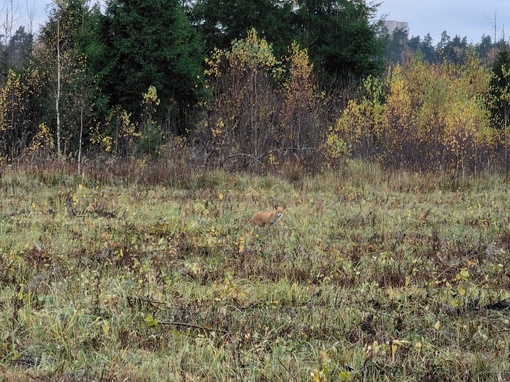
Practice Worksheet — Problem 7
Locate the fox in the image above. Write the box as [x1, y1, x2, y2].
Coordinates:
[249, 206, 285, 227]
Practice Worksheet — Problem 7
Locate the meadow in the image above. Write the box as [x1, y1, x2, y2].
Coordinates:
[0, 160, 509, 381]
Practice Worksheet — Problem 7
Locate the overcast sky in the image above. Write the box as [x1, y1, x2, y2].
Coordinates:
[3, 0, 509, 45]
[376, 0, 509, 44]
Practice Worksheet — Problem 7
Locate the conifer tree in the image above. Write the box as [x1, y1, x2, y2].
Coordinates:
[293, 0, 385, 83]
[488, 48, 510, 129]
[189, 0, 294, 57]
[102, 0, 204, 134]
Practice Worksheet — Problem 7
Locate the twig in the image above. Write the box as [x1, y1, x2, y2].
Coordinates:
[277, 357, 299, 382]
[157, 320, 229, 334]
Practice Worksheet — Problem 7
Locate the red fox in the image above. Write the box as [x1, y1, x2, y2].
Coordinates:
[249, 206, 285, 227]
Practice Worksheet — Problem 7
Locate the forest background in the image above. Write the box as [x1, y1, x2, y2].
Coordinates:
[2, 0, 510, 176]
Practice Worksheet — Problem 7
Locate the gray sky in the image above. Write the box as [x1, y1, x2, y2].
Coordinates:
[3, 0, 509, 45]
[376, 0, 510, 44]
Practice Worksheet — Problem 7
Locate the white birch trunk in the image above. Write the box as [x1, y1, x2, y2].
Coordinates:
[56, 16, 61, 156]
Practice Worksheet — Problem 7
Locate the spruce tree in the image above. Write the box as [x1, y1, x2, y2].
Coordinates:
[102, 0, 204, 134]
[189, 0, 294, 57]
[489, 48, 510, 129]
[293, 0, 385, 83]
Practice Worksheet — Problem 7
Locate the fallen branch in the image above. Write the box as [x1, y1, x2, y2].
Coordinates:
[257, 147, 316, 161]
[220, 147, 317, 168]
[220, 152, 263, 168]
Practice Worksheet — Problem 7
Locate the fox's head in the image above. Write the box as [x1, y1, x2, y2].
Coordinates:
[274, 206, 285, 216]
[272, 206, 285, 224]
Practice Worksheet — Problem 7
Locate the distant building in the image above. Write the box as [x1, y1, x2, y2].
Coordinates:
[383, 20, 409, 36]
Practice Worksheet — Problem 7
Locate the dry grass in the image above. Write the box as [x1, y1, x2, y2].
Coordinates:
[0, 159, 509, 381]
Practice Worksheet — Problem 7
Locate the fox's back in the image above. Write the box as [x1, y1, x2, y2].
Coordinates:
[249, 207, 284, 226]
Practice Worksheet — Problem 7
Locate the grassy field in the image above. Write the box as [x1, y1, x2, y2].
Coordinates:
[0, 160, 509, 381]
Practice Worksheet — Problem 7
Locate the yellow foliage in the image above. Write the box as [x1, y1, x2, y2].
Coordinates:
[0, 68, 43, 157]
[212, 117, 226, 138]
[91, 107, 140, 154]
[203, 28, 283, 157]
[327, 57, 494, 171]
[277, 42, 320, 148]
[0, 71, 24, 133]
[142, 85, 160, 107]
[29, 123, 55, 153]
[284, 42, 314, 95]
[205, 28, 279, 82]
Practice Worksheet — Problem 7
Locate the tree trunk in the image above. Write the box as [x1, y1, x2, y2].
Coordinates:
[56, 16, 61, 156]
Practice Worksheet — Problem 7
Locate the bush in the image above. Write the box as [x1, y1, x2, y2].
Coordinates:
[327, 55, 499, 173]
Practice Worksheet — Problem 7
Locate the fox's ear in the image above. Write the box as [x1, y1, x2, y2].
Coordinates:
[274, 205, 278, 210]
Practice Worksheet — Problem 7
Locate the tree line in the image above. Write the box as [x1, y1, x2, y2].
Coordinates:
[1, 0, 510, 174]
[384, 26, 509, 67]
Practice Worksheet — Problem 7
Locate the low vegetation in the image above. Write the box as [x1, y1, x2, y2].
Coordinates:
[0, 159, 509, 381]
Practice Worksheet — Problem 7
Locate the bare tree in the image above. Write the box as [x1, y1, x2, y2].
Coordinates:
[24, 0, 36, 36]
[1, 0, 20, 79]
